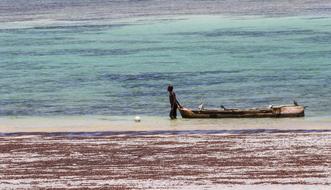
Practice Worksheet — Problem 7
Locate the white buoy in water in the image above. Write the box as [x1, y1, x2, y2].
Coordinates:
[134, 116, 141, 122]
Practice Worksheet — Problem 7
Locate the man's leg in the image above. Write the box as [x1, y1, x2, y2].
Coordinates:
[169, 109, 174, 119]
[170, 108, 176, 119]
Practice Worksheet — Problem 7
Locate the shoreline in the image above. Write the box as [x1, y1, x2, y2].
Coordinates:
[1, 129, 331, 138]
[0, 115, 331, 133]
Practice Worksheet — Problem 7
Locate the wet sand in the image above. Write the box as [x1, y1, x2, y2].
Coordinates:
[0, 132, 330, 189]
[1, 116, 331, 133]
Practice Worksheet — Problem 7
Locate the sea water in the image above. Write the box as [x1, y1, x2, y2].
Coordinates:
[0, 0, 331, 130]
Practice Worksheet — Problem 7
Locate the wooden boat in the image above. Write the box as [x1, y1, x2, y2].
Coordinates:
[178, 104, 305, 118]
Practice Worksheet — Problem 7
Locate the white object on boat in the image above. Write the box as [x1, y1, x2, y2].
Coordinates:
[134, 116, 141, 122]
[198, 103, 204, 110]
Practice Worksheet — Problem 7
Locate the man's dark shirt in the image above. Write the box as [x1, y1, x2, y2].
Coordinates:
[169, 92, 177, 108]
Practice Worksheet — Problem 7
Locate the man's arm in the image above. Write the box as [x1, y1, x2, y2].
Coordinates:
[174, 93, 182, 108]
[176, 100, 182, 108]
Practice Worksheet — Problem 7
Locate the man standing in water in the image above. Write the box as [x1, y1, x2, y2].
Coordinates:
[168, 85, 182, 119]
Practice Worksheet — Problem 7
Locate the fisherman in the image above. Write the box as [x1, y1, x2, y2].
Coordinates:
[167, 85, 182, 119]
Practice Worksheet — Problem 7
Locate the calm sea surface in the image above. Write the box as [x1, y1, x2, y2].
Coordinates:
[1, 0, 331, 118]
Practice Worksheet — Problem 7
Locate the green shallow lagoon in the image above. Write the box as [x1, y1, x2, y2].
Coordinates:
[0, 15, 331, 117]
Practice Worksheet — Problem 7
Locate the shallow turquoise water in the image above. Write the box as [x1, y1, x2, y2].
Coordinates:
[0, 15, 331, 117]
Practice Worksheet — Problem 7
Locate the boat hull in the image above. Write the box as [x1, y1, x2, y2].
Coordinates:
[179, 105, 305, 119]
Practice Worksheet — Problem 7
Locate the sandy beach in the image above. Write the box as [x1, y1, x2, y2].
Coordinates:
[0, 131, 330, 189]
[1, 0, 331, 189]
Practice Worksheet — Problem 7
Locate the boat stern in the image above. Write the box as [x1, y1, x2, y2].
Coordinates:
[273, 105, 305, 117]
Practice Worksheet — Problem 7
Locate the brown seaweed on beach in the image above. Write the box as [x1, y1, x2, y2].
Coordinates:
[0, 133, 330, 189]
